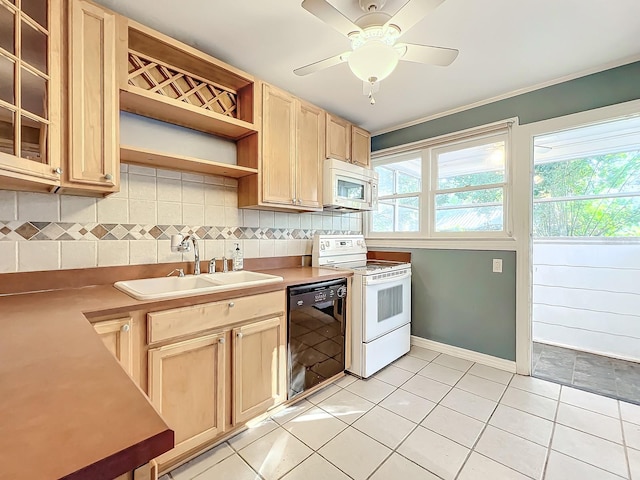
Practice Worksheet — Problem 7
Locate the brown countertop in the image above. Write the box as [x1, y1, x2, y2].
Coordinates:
[0, 266, 351, 480]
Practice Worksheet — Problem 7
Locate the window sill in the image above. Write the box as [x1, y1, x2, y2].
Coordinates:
[365, 237, 519, 251]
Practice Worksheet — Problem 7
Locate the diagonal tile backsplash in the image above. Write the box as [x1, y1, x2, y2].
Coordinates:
[0, 165, 362, 273]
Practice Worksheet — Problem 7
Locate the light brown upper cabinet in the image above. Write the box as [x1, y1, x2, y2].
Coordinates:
[351, 125, 371, 168]
[64, 0, 125, 194]
[0, 0, 63, 192]
[239, 83, 323, 211]
[326, 113, 371, 168]
[326, 113, 350, 162]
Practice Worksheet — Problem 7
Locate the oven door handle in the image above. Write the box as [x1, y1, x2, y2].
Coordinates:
[364, 270, 411, 286]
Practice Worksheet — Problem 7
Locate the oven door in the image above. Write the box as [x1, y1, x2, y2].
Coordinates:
[362, 269, 411, 343]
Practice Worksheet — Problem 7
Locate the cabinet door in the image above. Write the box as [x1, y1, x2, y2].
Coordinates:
[67, 0, 120, 191]
[148, 333, 226, 466]
[93, 317, 133, 376]
[262, 83, 295, 206]
[233, 316, 286, 424]
[0, 0, 62, 188]
[351, 126, 371, 168]
[326, 113, 350, 162]
[295, 101, 324, 210]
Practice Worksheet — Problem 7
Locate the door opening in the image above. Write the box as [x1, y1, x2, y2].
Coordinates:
[531, 115, 640, 403]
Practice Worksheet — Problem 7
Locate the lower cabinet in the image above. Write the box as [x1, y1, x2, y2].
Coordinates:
[148, 332, 226, 466]
[93, 316, 133, 376]
[144, 291, 287, 473]
[233, 316, 286, 424]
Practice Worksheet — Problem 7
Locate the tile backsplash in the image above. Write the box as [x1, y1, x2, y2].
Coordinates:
[0, 164, 362, 273]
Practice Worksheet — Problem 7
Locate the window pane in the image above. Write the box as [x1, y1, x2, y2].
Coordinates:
[375, 157, 421, 197]
[436, 187, 503, 207]
[397, 205, 419, 232]
[397, 171, 420, 194]
[0, 53, 14, 104]
[533, 197, 640, 237]
[0, 4, 14, 55]
[0, 106, 15, 156]
[437, 141, 505, 189]
[377, 166, 394, 197]
[21, 67, 47, 118]
[534, 151, 640, 199]
[372, 201, 394, 232]
[22, 0, 48, 29]
[436, 205, 503, 232]
[21, 20, 48, 74]
[20, 114, 46, 161]
[398, 196, 419, 208]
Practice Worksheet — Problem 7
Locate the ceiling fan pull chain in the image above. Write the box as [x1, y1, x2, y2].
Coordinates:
[368, 80, 376, 105]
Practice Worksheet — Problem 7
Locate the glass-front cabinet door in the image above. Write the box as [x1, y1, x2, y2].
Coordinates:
[0, 0, 62, 188]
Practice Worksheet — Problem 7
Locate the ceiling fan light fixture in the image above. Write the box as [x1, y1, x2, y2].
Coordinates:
[347, 39, 399, 83]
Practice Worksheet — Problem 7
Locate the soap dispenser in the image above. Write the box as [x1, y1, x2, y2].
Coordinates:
[232, 243, 243, 271]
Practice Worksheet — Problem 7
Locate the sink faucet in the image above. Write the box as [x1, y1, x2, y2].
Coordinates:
[171, 234, 200, 275]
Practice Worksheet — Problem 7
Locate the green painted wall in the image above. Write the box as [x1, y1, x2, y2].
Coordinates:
[371, 61, 640, 361]
[379, 249, 516, 361]
[372, 61, 640, 151]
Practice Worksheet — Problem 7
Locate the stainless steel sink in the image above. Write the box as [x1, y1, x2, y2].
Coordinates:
[114, 271, 283, 300]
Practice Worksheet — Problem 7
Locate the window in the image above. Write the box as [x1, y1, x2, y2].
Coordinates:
[533, 116, 640, 238]
[368, 122, 512, 238]
[432, 134, 507, 233]
[372, 154, 422, 233]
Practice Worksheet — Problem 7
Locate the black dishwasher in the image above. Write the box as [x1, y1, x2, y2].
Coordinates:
[288, 278, 347, 399]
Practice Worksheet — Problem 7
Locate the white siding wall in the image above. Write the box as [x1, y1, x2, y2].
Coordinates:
[533, 242, 640, 361]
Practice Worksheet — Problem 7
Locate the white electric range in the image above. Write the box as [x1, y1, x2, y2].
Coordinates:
[312, 234, 412, 378]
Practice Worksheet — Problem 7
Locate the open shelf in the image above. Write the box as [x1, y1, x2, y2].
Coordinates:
[120, 146, 258, 178]
[120, 20, 259, 141]
[120, 87, 258, 140]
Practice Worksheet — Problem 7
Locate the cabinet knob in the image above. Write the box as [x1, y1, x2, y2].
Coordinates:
[121, 324, 130, 333]
[219, 337, 225, 344]
[292, 198, 297, 205]
[104, 173, 113, 181]
[53, 167, 62, 175]
[228, 302, 235, 308]
[237, 332, 244, 338]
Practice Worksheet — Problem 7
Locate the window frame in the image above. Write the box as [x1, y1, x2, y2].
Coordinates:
[370, 150, 425, 237]
[366, 120, 515, 240]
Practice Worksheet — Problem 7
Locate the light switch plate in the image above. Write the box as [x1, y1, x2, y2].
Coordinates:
[492, 258, 503, 273]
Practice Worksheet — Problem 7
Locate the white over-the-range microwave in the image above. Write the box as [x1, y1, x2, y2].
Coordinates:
[323, 158, 378, 212]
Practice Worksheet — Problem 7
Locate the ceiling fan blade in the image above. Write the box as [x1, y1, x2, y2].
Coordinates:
[301, 0, 362, 37]
[294, 52, 349, 76]
[397, 43, 459, 66]
[385, 0, 445, 36]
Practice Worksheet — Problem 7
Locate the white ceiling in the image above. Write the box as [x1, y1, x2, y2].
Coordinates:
[96, 0, 640, 133]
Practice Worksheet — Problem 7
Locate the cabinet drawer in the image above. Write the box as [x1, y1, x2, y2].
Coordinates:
[148, 291, 285, 343]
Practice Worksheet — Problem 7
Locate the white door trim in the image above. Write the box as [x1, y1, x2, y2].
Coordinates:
[512, 98, 640, 375]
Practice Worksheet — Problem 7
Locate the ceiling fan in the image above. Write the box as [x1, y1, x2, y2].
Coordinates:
[294, 0, 459, 104]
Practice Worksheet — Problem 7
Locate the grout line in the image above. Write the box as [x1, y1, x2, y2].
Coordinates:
[620, 401, 633, 480]
[173, 350, 633, 480]
[452, 371, 516, 480]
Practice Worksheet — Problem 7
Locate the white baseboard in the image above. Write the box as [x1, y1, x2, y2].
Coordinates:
[411, 336, 517, 373]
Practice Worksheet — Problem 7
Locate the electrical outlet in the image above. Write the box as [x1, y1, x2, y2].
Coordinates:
[492, 258, 503, 273]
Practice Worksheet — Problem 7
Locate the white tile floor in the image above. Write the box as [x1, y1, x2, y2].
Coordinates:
[162, 346, 640, 480]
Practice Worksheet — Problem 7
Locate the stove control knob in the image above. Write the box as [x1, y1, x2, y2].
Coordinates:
[320, 243, 325, 250]
[337, 286, 347, 298]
